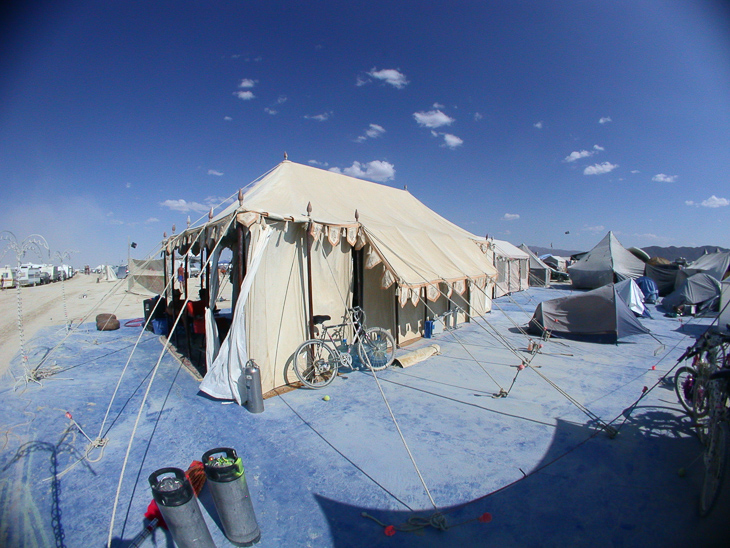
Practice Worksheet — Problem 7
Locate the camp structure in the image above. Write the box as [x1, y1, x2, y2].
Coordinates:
[97, 264, 118, 282]
[519, 244, 551, 287]
[490, 239, 529, 297]
[127, 257, 165, 295]
[527, 283, 650, 343]
[167, 160, 498, 402]
[674, 250, 730, 288]
[661, 272, 722, 315]
[568, 231, 645, 290]
[644, 260, 681, 296]
[720, 280, 730, 333]
[614, 278, 650, 317]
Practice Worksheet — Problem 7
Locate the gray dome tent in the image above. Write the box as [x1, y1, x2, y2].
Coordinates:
[661, 272, 722, 314]
[568, 231, 645, 289]
[528, 283, 650, 343]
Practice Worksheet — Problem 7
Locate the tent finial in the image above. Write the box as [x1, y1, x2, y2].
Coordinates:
[238, 188, 244, 206]
[355, 209, 359, 222]
[209, 207, 214, 221]
[404, 184, 408, 191]
[187, 216, 191, 228]
[306, 201, 312, 216]
[172, 224, 176, 234]
[284, 151, 288, 160]
[163, 231, 167, 239]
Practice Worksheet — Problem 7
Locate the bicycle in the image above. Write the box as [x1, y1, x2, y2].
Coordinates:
[699, 367, 730, 516]
[292, 307, 396, 389]
[674, 331, 729, 440]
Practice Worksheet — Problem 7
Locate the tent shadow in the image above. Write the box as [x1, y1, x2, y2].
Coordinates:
[313, 411, 730, 547]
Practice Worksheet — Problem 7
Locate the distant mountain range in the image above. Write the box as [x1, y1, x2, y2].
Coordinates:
[528, 245, 729, 263]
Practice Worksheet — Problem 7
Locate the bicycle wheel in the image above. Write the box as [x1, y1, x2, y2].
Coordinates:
[357, 327, 396, 371]
[292, 340, 338, 389]
[674, 366, 697, 414]
[700, 421, 729, 517]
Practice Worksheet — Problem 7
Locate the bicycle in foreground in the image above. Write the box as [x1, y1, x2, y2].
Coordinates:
[292, 307, 396, 389]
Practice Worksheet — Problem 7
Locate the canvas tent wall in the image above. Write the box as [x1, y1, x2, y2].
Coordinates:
[98, 264, 118, 282]
[519, 244, 550, 287]
[170, 160, 497, 402]
[128, 257, 165, 295]
[491, 239, 529, 297]
[661, 272, 722, 314]
[527, 283, 650, 343]
[644, 262, 681, 296]
[568, 231, 645, 289]
[720, 280, 730, 334]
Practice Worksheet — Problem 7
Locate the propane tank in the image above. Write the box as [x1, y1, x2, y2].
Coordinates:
[148, 467, 215, 548]
[243, 360, 264, 414]
[202, 447, 261, 546]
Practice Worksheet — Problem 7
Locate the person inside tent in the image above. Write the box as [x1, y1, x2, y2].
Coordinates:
[186, 287, 209, 336]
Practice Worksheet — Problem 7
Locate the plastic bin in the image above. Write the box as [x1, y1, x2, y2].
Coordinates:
[152, 317, 169, 335]
[424, 320, 434, 338]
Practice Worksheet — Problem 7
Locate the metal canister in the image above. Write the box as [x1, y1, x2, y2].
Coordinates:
[202, 447, 261, 546]
[148, 467, 215, 548]
[243, 360, 264, 414]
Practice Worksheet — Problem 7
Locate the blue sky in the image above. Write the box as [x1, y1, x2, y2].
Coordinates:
[1, 1, 729, 267]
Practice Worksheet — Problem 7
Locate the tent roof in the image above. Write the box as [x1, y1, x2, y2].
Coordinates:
[175, 160, 497, 288]
[492, 239, 529, 260]
[568, 231, 645, 288]
[685, 251, 730, 280]
[519, 244, 551, 270]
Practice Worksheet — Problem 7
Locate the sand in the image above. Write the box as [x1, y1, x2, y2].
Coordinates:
[0, 274, 149, 378]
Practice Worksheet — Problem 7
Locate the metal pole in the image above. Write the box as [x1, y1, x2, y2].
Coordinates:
[394, 286, 400, 347]
[306, 222, 315, 341]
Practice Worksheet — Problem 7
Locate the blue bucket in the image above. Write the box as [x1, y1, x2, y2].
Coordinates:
[424, 320, 434, 338]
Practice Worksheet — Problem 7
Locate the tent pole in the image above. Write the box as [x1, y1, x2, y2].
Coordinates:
[422, 286, 427, 333]
[306, 204, 315, 341]
[162, 232, 168, 300]
[394, 287, 400, 347]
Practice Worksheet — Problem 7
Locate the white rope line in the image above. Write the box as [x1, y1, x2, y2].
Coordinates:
[106, 217, 234, 548]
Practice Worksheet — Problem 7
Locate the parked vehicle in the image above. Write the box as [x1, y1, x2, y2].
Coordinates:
[17, 265, 42, 286]
[0, 266, 15, 289]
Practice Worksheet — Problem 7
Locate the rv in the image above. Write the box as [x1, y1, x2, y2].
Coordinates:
[40, 264, 61, 283]
[17, 265, 42, 286]
[0, 266, 15, 289]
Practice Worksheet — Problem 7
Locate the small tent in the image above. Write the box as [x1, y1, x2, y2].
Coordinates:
[519, 244, 550, 287]
[98, 265, 118, 282]
[615, 278, 650, 317]
[568, 231, 645, 289]
[635, 276, 659, 304]
[491, 239, 529, 297]
[527, 283, 650, 343]
[661, 272, 722, 314]
[169, 160, 498, 401]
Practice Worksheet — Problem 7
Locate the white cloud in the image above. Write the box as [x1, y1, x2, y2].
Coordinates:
[109, 219, 124, 225]
[355, 124, 385, 142]
[308, 159, 329, 167]
[533, 121, 543, 129]
[413, 109, 454, 128]
[565, 150, 593, 162]
[264, 108, 278, 115]
[125, 182, 132, 189]
[367, 68, 409, 89]
[593, 144, 604, 151]
[305, 112, 332, 122]
[234, 91, 255, 100]
[502, 213, 520, 221]
[433, 102, 445, 109]
[474, 112, 483, 121]
[442, 134, 463, 149]
[355, 75, 369, 87]
[276, 95, 288, 104]
[160, 199, 211, 213]
[584, 162, 618, 175]
[599, 116, 612, 124]
[652, 173, 678, 183]
[145, 217, 159, 224]
[631, 170, 640, 174]
[585, 225, 605, 232]
[239, 78, 256, 88]
[208, 169, 224, 176]
[687, 195, 730, 208]
[224, 116, 233, 121]
[330, 160, 395, 183]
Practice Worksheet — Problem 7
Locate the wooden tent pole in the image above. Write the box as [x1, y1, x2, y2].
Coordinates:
[394, 287, 400, 347]
[306, 203, 315, 341]
[162, 232, 168, 299]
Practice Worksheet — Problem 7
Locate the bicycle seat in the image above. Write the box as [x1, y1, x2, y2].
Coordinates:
[312, 315, 331, 325]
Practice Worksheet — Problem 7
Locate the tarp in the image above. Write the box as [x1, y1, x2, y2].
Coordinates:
[568, 231, 645, 289]
[127, 257, 164, 295]
[492, 239, 529, 297]
[615, 278, 650, 317]
[635, 276, 659, 304]
[519, 244, 550, 287]
[644, 262, 681, 296]
[661, 272, 722, 313]
[173, 160, 498, 396]
[527, 284, 650, 343]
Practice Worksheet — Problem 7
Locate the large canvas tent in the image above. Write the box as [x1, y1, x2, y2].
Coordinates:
[169, 160, 497, 401]
[527, 283, 650, 343]
[644, 262, 681, 296]
[519, 244, 551, 287]
[568, 231, 645, 289]
[491, 239, 529, 297]
[675, 250, 730, 287]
